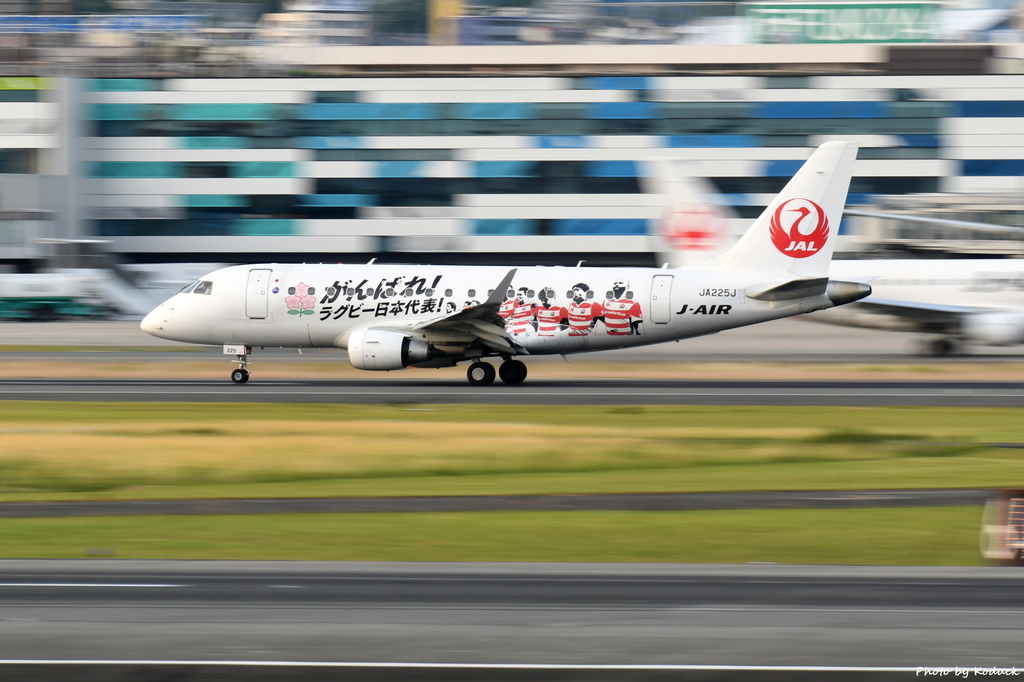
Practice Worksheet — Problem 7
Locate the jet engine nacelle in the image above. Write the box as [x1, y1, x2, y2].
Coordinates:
[961, 312, 1024, 347]
[347, 327, 432, 371]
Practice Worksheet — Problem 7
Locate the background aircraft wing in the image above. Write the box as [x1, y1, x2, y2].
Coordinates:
[854, 297, 984, 332]
[843, 209, 1024, 238]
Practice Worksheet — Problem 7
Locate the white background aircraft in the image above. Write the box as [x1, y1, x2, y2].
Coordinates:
[816, 258, 1024, 355]
[141, 142, 869, 384]
[648, 158, 1024, 356]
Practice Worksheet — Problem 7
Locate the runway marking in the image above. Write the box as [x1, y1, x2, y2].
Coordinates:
[0, 583, 183, 588]
[0, 660, 919, 672]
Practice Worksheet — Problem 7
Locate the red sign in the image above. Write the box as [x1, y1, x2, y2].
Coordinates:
[661, 204, 727, 251]
[768, 198, 829, 258]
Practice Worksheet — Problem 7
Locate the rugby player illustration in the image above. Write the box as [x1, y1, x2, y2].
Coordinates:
[532, 287, 568, 337]
[497, 292, 516, 322]
[599, 279, 643, 336]
[566, 282, 603, 336]
[507, 287, 538, 336]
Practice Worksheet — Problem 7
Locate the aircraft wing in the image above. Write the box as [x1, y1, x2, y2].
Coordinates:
[408, 268, 528, 355]
[843, 209, 1024, 238]
[853, 297, 984, 332]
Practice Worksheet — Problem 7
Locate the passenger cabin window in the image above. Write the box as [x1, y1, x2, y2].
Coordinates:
[193, 280, 213, 295]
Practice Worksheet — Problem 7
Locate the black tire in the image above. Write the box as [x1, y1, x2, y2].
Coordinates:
[925, 337, 957, 356]
[466, 361, 495, 386]
[231, 368, 250, 384]
[498, 359, 528, 385]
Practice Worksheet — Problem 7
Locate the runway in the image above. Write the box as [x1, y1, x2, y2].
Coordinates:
[2, 376, 1022, 407]
[1, 561, 1022, 681]
[4, 317, 1024, 359]
[0, 488, 993, 517]
[3, 318, 1022, 406]
[3, 321, 1022, 681]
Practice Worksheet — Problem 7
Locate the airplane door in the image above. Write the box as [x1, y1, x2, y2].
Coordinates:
[245, 268, 272, 319]
[650, 274, 673, 324]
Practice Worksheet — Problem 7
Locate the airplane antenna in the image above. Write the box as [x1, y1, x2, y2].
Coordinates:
[367, 257, 377, 265]
[576, 260, 585, 267]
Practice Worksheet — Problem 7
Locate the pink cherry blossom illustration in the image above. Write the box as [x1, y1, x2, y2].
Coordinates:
[285, 282, 316, 315]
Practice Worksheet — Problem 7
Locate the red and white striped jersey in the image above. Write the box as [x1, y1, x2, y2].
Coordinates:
[509, 301, 537, 335]
[567, 300, 602, 336]
[534, 305, 567, 336]
[498, 298, 515, 319]
[603, 297, 642, 335]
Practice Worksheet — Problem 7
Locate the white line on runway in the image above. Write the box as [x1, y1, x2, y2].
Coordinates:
[0, 660, 922, 672]
[8, 389, 1024, 397]
[0, 583, 183, 588]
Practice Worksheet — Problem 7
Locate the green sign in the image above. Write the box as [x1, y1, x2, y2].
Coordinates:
[0, 77, 48, 90]
[744, 2, 940, 43]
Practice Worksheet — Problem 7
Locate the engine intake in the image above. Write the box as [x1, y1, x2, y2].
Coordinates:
[347, 328, 432, 371]
[961, 312, 1024, 347]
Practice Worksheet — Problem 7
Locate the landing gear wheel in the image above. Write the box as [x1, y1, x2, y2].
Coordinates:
[230, 349, 251, 384]
[498, 359, 528, 385]
[466, 361, 496, 386]
[923, 337, 958, 356]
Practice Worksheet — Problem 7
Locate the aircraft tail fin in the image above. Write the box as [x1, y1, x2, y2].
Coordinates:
[696, 141, 858, 279]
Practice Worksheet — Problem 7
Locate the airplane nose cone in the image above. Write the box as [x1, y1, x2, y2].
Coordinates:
[140, 307, 168, 338]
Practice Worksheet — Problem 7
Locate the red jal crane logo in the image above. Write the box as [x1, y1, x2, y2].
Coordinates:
[768, 198, 829, 258]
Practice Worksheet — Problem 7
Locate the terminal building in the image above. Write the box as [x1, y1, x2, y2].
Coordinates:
[3, 12, 1024, 271]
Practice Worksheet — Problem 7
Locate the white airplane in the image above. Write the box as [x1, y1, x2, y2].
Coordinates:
[814, 259, 1024, 355]
[140, 141, 870, 384]
[647, 158, 1024, 356]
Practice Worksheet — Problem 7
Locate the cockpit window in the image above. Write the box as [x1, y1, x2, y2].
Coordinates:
[180, 281, 199, 294]
[193, 280, 213, 295]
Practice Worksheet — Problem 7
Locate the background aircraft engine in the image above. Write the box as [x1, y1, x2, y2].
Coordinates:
[347, 328, 432, 371]
[961, 312, 1024, 346]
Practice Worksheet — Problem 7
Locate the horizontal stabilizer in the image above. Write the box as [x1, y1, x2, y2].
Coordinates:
[748, 278, 871, 305]
[747, 277, 829, 301]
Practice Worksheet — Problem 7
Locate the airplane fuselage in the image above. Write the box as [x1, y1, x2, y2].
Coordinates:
[141, 142, 867, 383]
[831, 259, 1024, 310]
[806, 258, 1024, 352]
[143, 263, 831, 358]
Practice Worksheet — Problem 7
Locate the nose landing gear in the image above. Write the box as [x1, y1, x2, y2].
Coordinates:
[225, 345, 251, 384]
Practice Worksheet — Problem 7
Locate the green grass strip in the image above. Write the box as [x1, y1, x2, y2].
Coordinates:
[0, 508, 985, 565]
[0, 402, 1006, 565]
[1, 402, 1022, 501]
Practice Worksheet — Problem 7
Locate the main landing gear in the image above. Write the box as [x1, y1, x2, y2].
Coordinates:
[920, 336, 959, 357]
[466, 359, 528, 386]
